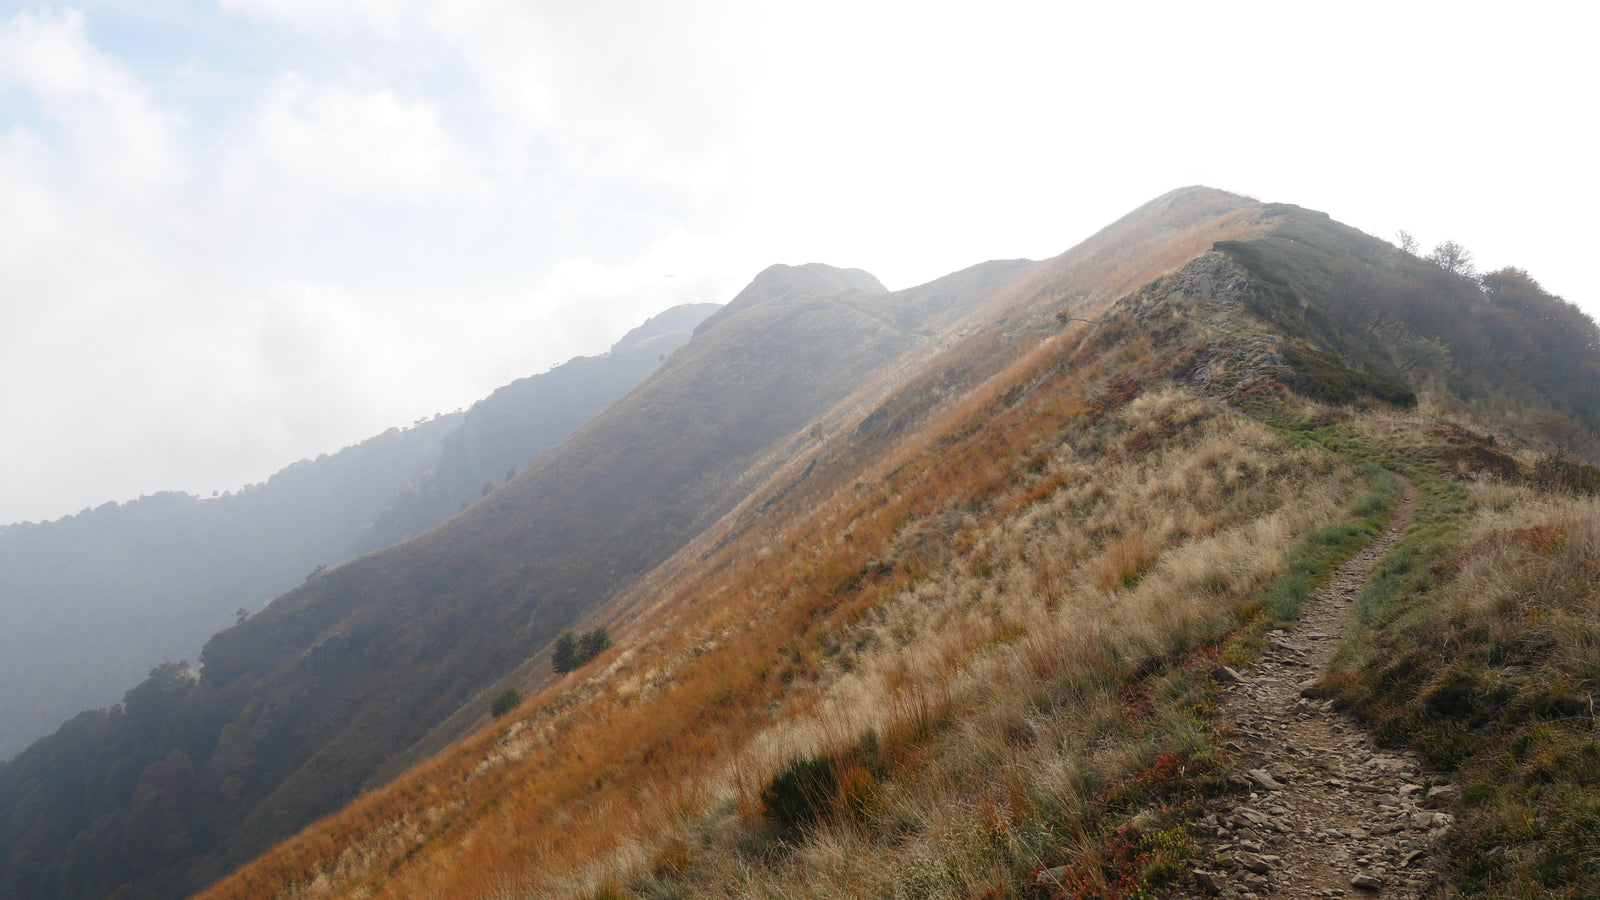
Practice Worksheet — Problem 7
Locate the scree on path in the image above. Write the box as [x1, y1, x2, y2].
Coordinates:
[1181, 478, 1452, 900]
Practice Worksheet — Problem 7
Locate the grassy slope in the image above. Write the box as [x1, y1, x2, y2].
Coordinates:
[198, 193, 1600, 900]
[196, 188, 1296, 900]
[1315, 417, 1600, 899]
[1204, 203, 1600, 898]
[0, 263, 1026, 900]
[188, 261, 1011, 874]
[213, 362, 1366, 900]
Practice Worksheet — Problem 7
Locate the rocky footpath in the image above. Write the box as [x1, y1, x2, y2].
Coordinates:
[1181, 478, 1450, 899]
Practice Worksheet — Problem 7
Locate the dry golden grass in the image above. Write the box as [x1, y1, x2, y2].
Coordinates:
[210, 361, 1356, 900]
[256, 384, 1357, 900]
[601, 390, 1358, 899]
[198, 189, 1344, 900]
[1313, 436, 1600, 899]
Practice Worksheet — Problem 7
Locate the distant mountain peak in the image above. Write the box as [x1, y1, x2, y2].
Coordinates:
[611, 302, 722, 355]
[1103, 185, 1257, 233]
[749, 261, 884, 290]
[1148, 184, 1250, 204]
[695, 263, 886, 337]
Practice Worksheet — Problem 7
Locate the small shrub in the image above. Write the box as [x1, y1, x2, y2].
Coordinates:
[1282, 346, 1416, 408]
[759, 734, 887, 840]
[1534, 456, 1600, 494]
[760, 753, 836, 838]
[553, 626, 613, 674]
[490, 687, 523, 718]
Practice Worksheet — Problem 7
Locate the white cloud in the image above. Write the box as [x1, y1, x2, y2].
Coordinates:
[0, 8, 186, 196]
[214, 1, 752, 196]
[0, 0, 1596, 525]
[216, 0, 429, 35]
[524, 228, 753, 354]
[223, 73, 487, 205]
[0, 9, 202, 521]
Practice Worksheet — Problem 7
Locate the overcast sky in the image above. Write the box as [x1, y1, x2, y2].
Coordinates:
[1, 1, 1594, 525]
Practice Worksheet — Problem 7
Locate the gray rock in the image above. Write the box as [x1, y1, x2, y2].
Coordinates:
[1368, 756, 1413, 774]
[1214, 665, 1249, 684]
[1035, 865, 1069, 888]
[1350, 872, 1384, 891]
[1236, 851, 1272, 874]
[1192, 869, 1226, 894]
[1424, 785, 1460, 808]
[1248, 769, 1286, 790]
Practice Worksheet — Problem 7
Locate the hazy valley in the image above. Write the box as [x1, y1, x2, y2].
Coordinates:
[0, 303, 716, 763]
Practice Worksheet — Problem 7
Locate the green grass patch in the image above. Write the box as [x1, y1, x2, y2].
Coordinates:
[1254, 462, 1399, 628]
[1313, 427, 1600, 899]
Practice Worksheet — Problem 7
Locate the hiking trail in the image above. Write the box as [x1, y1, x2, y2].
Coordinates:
[1181, 477, 1446, 899]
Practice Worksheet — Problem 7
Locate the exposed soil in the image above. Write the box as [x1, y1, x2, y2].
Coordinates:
[1180, 478, 1448, 899]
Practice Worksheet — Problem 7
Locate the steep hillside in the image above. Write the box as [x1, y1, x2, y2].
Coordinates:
[0, 252, 1052, 900]
[7, 187, 1594, 900]
[189, 189, 1597, 900]
[0, 416, 461, 763]
[354, 303, 720, 551]
[1206, 205, 1600, 452]
[192, 258, 1021, 875]
[0, 303, 717, 765]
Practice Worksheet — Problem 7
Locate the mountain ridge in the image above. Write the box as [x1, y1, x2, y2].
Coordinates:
[193, 188, 1596, 900]
[5, 187, 1597, 900]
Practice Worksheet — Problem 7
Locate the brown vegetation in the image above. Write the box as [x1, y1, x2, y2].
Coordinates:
[203, 345, 1367, 900]
[171, 188, 1600, 900]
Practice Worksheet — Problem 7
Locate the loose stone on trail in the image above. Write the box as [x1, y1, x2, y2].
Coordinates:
[1180, 479, 1442, 900]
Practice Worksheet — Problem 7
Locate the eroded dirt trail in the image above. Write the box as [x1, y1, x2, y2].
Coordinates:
[1181, 478, 1450, 899]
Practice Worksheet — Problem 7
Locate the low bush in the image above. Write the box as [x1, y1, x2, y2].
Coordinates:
[490, 687, 523, 718]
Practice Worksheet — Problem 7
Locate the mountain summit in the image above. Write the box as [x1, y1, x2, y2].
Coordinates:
[693, 262, 886, 335]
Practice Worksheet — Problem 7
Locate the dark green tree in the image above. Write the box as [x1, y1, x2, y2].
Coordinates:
[551, 627, 611, 674]
[551, 631, 578, 674]
[577, 627, 611, 662]
[490, 687, 523, 718]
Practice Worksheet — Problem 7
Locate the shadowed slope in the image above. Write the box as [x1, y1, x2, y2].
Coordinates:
[0, 415, 462, 763]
